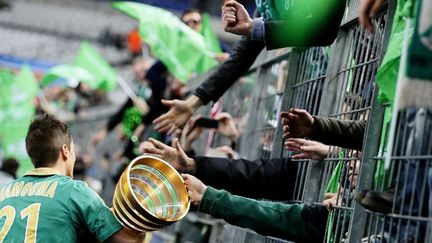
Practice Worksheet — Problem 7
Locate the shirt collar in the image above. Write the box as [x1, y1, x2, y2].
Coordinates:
[24, 167, 63, 177]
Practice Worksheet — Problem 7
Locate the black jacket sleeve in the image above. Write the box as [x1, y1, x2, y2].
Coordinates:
[311, 116, 367, 151]
[194, 156, 297, 201]
[106, 98, 133, 132]
[193, 36, 265, 105]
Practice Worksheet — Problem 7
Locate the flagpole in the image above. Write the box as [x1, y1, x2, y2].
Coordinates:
[116, 76, 138, 100]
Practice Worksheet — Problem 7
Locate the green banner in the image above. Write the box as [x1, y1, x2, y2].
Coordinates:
[74, 42, 118, 91]
[16, 65, 39, 98]
[195, 13, 221, 74]
[376, 0, 415, 104]
[42, 64, 99, 89]
[0, 69, 14, 111]
[0, 67, 38, 176]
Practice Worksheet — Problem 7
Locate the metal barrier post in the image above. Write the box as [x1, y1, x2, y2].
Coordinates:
[348, 91, 385, 241]
[271, 51, 300, 159]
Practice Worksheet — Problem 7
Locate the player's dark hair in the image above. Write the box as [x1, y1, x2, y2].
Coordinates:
[26, 113, 72, 167]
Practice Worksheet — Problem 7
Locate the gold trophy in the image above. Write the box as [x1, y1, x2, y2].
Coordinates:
[113, 155, 190, 232]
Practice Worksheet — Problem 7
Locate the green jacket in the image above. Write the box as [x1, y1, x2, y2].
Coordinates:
[199, 187, 328, 243]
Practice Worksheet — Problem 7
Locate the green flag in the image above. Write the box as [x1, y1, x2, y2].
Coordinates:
[195, 13, 220, 74]
[41, 64, 99, 89]
[201, 13, 222, 53]
[113, 1, 214, 83]
[16, 65, 39, 99]
[0, 69, 35, 121]
[1, 120, 34, 176]
[0, 69, 15, 123]
[0, 69, 14, 110]
[74, 42, 118, 91]
[0, 68, 37, 176]
[376, 0, 415, 104]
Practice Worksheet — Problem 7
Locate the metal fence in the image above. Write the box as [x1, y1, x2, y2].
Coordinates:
[317, 8, 389, 243]
[352, 106, 432, 243]
[281, 47, 331, 203]
[179, 0, 432, 242]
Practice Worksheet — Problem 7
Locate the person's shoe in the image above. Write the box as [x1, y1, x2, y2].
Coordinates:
[355, 190, 394, 214]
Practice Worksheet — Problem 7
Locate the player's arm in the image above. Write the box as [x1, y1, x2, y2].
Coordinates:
[105, 228, 146, 243]
[70, 182, 145, 243]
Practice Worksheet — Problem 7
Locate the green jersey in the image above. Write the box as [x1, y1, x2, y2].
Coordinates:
[0, 168, 122, 243]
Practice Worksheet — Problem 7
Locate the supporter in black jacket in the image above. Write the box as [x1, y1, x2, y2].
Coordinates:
[195, 156, 298, 201]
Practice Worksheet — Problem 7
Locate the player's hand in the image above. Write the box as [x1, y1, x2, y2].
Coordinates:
[280, 108, 315, 139]
[182, 174, 207, 205]
[359, 0, 384, 33]
[222, 1, 253, 36]
[285, 138, 329, 160]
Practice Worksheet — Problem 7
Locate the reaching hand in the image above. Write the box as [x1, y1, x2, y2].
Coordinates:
[222, 1, 253, 36]
[280, 108, 315, 139]
[140, 138, 196, 173]
[181, 116, 203, 152]
[91, 129, 108, 146]
[215, 112, 239, 142]
[215, 145, 238, 159]
[285, 138, 329, 160]
[139, 140, 157, 154]
[182, 174, 207, 205]
[215, 53, 230, 63]
[359, 0, 384, 33]
[153, 95, 202, 134]
[323, 193, 339, 212]
[132, 97, 149, 115]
